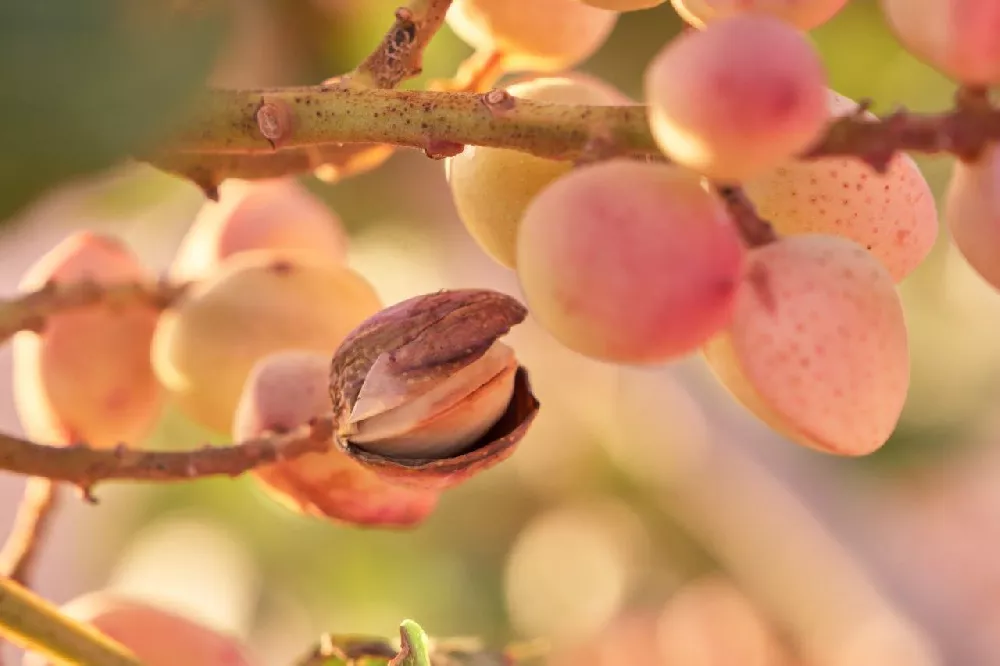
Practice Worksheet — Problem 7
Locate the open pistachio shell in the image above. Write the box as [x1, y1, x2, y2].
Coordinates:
[330, 289, 540, 491]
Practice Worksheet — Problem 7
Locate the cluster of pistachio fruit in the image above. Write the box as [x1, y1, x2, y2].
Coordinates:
[12, 179, 538, 528]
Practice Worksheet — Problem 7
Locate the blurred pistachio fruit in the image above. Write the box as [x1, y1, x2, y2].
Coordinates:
[152, 249, 382, 433]
[13, 231, 163, 448]
[234, 350, 438, 527]
[169, 178, 349, 283]
[330, 289, 540, 491]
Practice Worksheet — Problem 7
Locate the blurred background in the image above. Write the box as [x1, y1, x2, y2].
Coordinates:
[3, 1, 1000, 664]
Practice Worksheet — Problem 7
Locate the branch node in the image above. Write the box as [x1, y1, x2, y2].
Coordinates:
[854, 98, 875, 117]
[480, 89, 515, 117]
[576, 123, 619, 165]
[424, 138, 465, 160]
[256, 98, 296, 149]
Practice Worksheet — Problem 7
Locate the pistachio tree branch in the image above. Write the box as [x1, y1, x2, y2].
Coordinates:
[347, 0, 455, 89]
[0, 479, 58, 587]
[0, 280, 186, 343]
[0, 419, 334, 496]
[0, 279, 188, 594]
[0, 275, 332, 488]
[149, 85, 1000, 189]
[159, 88, 654, 158]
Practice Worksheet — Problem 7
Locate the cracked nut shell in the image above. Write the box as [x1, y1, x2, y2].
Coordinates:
[329, 289, 539, 491]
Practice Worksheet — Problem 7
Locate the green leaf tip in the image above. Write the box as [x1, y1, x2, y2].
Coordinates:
[391, 620, 431, 666]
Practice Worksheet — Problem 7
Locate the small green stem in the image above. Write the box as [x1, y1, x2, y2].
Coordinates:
[391, 621, 431, 666]
[0, 576, 142, 666]
[294, 622, 514, 666]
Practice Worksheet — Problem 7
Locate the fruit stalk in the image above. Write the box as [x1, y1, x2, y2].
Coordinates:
[716, 185, 778, 247]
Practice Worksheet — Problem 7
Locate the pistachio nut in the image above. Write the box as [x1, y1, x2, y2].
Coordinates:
[330, 289, 539, 491]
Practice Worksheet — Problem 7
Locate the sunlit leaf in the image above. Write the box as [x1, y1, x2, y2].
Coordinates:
[0, 0, 228, 220]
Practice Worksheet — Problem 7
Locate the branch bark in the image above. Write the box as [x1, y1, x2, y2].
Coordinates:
[347, 0, 455, 89]
[164, 0, 457, 198]
[158, 87, 654, 158]
[149, 85, 1000, 188]
[0, 418, 334, 495]
[0, 280, 185, 343]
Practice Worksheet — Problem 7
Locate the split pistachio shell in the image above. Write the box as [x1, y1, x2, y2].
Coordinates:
[330, 289, 539, 491]
[348, 341, 518, 459]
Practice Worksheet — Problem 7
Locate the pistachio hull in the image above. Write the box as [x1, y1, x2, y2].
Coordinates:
[234, 351, 438, 527]
[252, 454, 439, 526]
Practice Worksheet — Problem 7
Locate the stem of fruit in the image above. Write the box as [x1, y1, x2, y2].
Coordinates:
[716, 186, 778, 247]
[0, 418, 335, 497]
[0, 576, 142, 666]
[150, 85, 1000, 189]
[0, 479, 58, 587]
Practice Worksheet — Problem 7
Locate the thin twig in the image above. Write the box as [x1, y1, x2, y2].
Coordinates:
[347, 0, 454, 89]
[0, 280, 186, 343]
[0, 479, 58, 587]
[0, 418, 334, 497]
